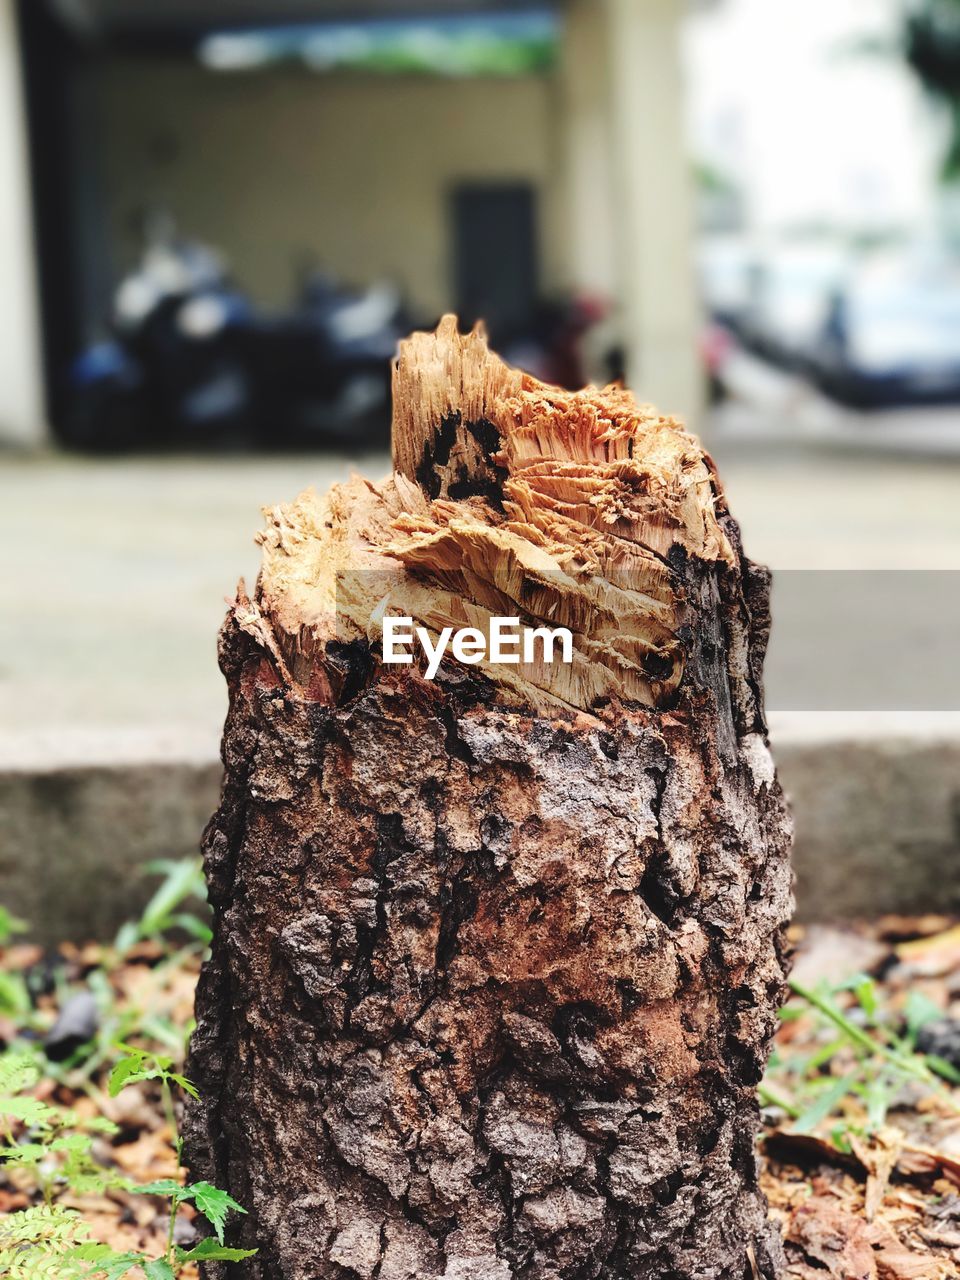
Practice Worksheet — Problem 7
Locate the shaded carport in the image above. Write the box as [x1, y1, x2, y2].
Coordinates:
[1, 0, 703, 446]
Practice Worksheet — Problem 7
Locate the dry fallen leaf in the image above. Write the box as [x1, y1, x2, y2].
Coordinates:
[791, 926, 889, 990]
[896, 926, 960, 977]
[787, 1196, 878, 1279]
[919, 1228, 960, 1249]
[865, 1218, 953, 1280]
[851, 1129, 904, 1221]
[899, 1143, 960, 1190]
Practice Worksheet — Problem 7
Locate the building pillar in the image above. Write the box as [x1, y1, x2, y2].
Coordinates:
[557, 0, 618, 303]
[560, 0, 703, 426]
[0, 0, 45, 447]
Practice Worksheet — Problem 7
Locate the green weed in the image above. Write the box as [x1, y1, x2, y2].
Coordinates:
[761, 972, 960, 1149]
[0, 866, 252, 1279]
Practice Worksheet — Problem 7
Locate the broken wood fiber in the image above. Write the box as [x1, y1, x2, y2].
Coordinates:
[185, 316, 794, 1279]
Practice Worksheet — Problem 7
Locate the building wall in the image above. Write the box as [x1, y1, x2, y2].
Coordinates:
[91, 58, 564, 317]
[0, 0, 44, 445]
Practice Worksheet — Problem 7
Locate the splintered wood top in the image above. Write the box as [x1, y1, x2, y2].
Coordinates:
[253, 316, 737, 714]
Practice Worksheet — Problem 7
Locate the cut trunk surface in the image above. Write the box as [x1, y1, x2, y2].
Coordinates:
[185, 317, 794, 1280]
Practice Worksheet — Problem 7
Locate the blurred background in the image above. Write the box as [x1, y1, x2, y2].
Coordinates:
[5, 0, 960, 454]
[2, 0, 960, 927]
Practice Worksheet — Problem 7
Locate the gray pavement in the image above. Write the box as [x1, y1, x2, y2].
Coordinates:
[2, 439, 960, 753]
[1, 450, 379, 747]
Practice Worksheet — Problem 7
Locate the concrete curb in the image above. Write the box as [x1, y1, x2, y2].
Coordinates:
[1, 758, 222, 946]
[776, 733, 960, 923]
[3, 719, 959, 944]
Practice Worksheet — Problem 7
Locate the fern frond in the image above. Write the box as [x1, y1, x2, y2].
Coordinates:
[0, 1207, 145, 1280]
[0, 1053, 41, 1098]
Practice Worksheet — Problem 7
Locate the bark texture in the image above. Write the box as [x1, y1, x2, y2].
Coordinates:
[185, 319, 794, 1280]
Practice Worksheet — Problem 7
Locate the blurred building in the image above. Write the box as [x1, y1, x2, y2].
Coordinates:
[0, 0, 706, 447]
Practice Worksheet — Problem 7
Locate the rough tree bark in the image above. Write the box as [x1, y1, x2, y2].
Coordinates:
[185, 317, 794, 1280]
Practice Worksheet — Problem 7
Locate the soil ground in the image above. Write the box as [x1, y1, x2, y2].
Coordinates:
[4, 913, 960, 1277]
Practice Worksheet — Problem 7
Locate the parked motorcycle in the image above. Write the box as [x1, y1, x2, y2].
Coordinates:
[65, 233, 407, 450]
[235, 271, 408, 446]
[497, 294, 609, 390]
[65, 236, 252, 449]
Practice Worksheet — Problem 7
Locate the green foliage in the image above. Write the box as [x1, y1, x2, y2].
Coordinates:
[176, 1238, 257, 1264]
[340, 31, 557, 76]
[0, 874, 256, 1279]
[132, 1176, 246, 1244]
[114, 858, 211, 955]
[0, 905, 28, 947]
[0, 969, 31, 1018]
[0, 1042, 255, 1277]
[0, 1206, 253, 1280]
[852, 0, 960, 182]
[0, 1202, 169, 1279]
[761, 972, 960, 1147]
[0, 1203, 96, 1279]
[108, 1043, 253, 1275]
[12, 859, 213, 1087]
[80, 972, 186, 1076]
[141, 1262, 175, 1280]
[0, 1051, 124, 1205]
[107, 1046, 198, 1101]
[0, 907, 31, 1018]
[65, 1242, 152, 1280]
[185, 1182, 247, 1244]
[0, 1052, 41, 1097]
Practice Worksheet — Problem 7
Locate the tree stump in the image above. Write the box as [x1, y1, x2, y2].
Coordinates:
[185, 318, 794, 1280]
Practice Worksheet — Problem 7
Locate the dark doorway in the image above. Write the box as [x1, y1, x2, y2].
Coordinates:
[16, 0, 83, 434]
[451, 182, 538, 341]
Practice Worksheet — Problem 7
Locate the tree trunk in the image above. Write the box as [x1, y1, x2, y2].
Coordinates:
[185, 318, 794, 1280]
